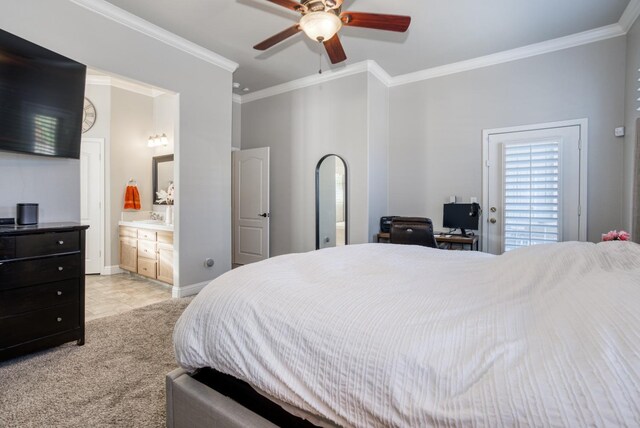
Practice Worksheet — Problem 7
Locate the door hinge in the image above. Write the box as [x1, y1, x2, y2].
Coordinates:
[578, 139, 582, 150]
[578, 205, 582, 216]
[99, 250, 102, 258]
[485, 160, 490, 167]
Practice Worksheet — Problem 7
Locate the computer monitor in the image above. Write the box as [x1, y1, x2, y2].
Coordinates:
[443, 203, 480, 236]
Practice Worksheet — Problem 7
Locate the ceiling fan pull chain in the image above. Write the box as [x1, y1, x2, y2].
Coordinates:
[318, 47, 323, 74]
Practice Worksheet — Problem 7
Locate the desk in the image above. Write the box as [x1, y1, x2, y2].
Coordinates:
[376, 232, 480, 251]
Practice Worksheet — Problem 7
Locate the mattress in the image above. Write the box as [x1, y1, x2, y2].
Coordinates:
[174, 242, 640, 427]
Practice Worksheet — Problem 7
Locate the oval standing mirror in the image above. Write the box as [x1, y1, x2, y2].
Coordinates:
[316, 154, 348, 250]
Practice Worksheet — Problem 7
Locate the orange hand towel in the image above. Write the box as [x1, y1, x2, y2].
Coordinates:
[124, 185, 141, 210]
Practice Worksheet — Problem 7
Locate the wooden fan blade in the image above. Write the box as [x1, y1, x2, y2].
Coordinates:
[265, 0, 304, 12]
[254, 25, 301, 50]
[340, 12, 411, 32]
[323, 34, 347, 64]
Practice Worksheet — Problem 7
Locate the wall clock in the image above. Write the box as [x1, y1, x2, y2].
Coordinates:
[82, 97, 97, 133]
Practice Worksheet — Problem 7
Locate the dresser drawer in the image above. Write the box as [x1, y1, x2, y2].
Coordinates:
[0, 303, 79, 349]
[137, 257, 157, 279]
[0, 280, 78, 317]
[15, 231, 79, 258]
[138, 229, 157, 241]
[138, 239, 157, 260]
[0, 254, 80, 290]
[0, 237, 15, 260]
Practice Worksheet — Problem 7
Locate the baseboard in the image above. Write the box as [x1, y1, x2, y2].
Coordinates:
[102, 265, 124, 275]
[171, 280, 210, 298]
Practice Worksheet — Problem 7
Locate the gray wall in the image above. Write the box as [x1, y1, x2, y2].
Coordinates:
[0, 152, 79, 222]
[624, 18, 640, 238]
[1, 0, 234, 290]
[232, 101, 242, 149]
[388, 36, 627, 242]
[241, 73, 370, 256]
[367, 75, 390, 242]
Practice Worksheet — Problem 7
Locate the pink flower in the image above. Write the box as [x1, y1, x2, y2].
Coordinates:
[602, 230, 631, 241]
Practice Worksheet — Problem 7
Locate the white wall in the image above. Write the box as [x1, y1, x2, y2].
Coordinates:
[388, 36, 627, 242]
[241, 73, 370, 256]
[624, 18, 640, 239]
[1, 0, 234, 291]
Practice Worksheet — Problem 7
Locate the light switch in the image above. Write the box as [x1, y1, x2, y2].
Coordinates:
[615, 127, 625, 137]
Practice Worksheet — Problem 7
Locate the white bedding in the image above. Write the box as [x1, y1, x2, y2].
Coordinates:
[174, 242, 640, 427]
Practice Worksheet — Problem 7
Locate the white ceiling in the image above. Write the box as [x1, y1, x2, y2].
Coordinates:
[102, 0, 630, 94]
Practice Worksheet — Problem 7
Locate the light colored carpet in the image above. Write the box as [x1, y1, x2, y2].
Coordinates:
[0, 297, 192, 428]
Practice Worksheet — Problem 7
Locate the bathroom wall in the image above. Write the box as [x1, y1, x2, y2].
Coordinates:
[108, 87, 155, 266]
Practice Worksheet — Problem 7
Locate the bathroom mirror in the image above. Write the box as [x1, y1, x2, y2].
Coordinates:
[152, 154, 174, 205]
[316, 154, 348, 250]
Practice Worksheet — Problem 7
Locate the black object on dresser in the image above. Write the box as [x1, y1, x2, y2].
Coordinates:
[0, 223, 89, 361]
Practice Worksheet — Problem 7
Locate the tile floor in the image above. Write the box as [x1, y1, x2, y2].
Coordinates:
[85, 273, 172, 321]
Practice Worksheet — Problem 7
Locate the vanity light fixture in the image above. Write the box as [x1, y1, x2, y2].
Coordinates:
[148, 133, 168, 147]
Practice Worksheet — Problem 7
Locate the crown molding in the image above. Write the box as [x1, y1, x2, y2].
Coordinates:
[620, 0, 640, 32]
[238, 22, 626, 102]
[239, 61, 372, 104]
[389, 23, 625, 87]
[367, 60, 392, 87]
[86, 73, 165, 97]
[70, 0, 238, 73]
[232, 94, 242, 104]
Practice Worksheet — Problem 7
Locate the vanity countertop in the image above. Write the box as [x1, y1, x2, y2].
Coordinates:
[118, 220, 174, 232]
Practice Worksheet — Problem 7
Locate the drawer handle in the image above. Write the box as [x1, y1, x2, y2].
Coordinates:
[57, 291, 62, 296]
[58, 266, 64, 271]
[57, 317, 62, 322]
[57, 240, 64, 245]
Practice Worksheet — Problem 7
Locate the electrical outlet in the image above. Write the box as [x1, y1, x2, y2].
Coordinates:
[614, 127, 625, 137]
[470, 197, 478, 203]
[449, 195, 456, 203]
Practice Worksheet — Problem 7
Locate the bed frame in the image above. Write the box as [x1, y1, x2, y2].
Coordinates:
[166, 368, 325, 428]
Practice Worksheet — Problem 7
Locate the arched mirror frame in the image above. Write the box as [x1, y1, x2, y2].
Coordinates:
[315, 154, 348, 250]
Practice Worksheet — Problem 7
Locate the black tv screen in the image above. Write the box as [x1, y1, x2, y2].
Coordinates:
[443, 203, 480, 232]
[0, 29, 86, 159]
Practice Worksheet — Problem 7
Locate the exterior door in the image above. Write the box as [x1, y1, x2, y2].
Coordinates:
[483, 123, 585, 254]
[80, 138, 104, 274]
[233, 148, 270, 265]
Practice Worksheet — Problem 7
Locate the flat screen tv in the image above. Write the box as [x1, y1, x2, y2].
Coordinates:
[443, 203, 481, 236]
[0, 28, 86, 159]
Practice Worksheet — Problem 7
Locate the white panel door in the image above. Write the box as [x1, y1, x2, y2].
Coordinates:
[233, 148, 270, 265]
[80, 138, 103, 274]
[484, 124, 584, 255]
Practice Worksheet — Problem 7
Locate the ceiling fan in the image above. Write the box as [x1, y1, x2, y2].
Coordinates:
[253, 0, 411, 65]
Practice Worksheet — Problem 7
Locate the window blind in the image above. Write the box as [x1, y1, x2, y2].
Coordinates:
[503, 141, 560, 252]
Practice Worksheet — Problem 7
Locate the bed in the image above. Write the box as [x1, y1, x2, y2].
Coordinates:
[168, 241, 640, 427]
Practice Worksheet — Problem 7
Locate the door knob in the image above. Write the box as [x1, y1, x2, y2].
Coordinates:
[489, 218, 497, 224]
[258, 213, 269, 218]
[490, 207, 497, 213]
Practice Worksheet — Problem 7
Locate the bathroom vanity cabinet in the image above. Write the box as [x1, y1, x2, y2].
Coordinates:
[118, 224, 173, 285]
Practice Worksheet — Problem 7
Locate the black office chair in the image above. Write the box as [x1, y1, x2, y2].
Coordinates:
[390, 217, 439, 248]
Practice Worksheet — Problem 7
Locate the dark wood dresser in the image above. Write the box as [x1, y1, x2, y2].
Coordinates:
[0, 223, 89, 361]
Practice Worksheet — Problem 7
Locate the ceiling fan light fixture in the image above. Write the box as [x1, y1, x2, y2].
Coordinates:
[299, 11, 342, 42]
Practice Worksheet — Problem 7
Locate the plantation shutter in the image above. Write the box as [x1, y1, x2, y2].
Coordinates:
[503, 141, 560, 252]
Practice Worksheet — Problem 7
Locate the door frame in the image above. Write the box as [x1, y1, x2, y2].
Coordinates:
[481, 119, 588, 252]
[81, 137, 106, 274]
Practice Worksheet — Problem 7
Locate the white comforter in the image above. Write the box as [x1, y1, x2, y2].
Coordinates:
[174, 242, 640, 427]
